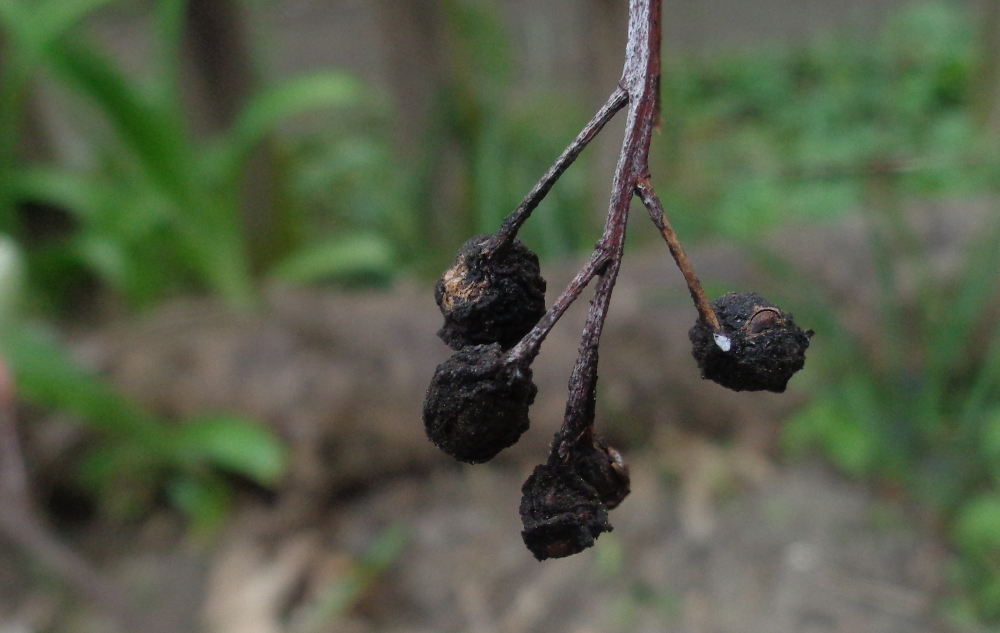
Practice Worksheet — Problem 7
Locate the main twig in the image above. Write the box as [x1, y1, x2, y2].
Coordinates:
[550, 0, 663, 460]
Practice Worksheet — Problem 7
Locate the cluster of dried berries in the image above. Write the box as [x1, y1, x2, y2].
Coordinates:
[423, 234, 546, 464]
[423, 230, 636, 559]
[421, 0, 810, 562]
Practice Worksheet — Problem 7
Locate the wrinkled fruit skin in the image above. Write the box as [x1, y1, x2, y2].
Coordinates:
[689, 291, 813, 393]
[423, 343, 537, 464]
[435, 235, 547, 350]
[573, 439, 631, 510]
[519, 463, 612, 561]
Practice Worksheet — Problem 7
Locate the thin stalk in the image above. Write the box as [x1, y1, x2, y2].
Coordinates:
[506, 248, 612, 365]
[488, 87, 628, 253]
[635, 175, 720, 332]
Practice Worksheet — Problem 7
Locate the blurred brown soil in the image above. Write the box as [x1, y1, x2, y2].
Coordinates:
[3, 206, 992, 632]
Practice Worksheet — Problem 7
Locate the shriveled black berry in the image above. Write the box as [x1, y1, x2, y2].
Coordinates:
[689, 291, 813, 393]
[435, 234, 546, 350]
[423, 343, 536, 463]
[573, 438, 631, 509]
[519, 463, 611, 561]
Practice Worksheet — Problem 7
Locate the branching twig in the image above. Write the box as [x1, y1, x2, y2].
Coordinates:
[489, 88, 629, 254]
[449, 0, 710, 423]
[506, 247, 613, 366]
[498, 0, 692, 461]
[550, 0, 663, 460]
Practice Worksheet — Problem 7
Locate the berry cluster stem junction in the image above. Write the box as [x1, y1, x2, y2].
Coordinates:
[500, 0, 720, 461]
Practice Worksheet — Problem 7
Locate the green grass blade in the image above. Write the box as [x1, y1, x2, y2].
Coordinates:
[31, 0, 120, 47]
[150, 0, 186, 110]
[172, 414, 287, 486]
[42, 38, 257, 306]
[44, 36, 194, 199]
[9, 167, 105, 219]
[215, 73, 362, 182]
[270, 232, 394, 284]
[1, 325, 164, 443]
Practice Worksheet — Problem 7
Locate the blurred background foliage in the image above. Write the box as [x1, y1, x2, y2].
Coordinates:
[3, 0, 1000, 625]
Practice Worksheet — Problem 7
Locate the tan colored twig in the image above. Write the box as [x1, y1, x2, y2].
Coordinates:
[635, 175, 721, 332]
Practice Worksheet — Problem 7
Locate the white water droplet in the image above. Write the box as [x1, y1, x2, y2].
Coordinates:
[713, 333, 731, 352]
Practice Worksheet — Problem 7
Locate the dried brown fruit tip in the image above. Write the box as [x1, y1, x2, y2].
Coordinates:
[435, 234, 546, 350]
[688, 291, 813, 393]
[573, 438, 631, 510]
[519, 463, 612, 561]
[423, 343, 536, 464]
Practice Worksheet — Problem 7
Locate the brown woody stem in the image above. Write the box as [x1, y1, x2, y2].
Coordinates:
[552, 0, 662, 460]
[489, 87, 629, 253]
[506, 247, 612, 365]
[635, 176, 721, 332]
[504, 0, 709, 463]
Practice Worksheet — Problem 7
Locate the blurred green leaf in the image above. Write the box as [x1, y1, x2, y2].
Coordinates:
[0, 234, 25, 331]
[218, 73, 363, 180]
[173, 415, 287, 487]
[9, 167, 104, 219]
[441, 0, 511, 89]
[167, 472, 233, 537]
[1, 325, 162, 442]
[31, 0, 119, 44]
[45, 37, 193, 197]
[955, 495, 1000, 556]
[150, 0, 186, 108]
[660, 1, 979, 239]
[271, 232, 395, 284]
[41, 36, 255, 306]
[783, 391, 876, 477]
[0, 0, 116, 56]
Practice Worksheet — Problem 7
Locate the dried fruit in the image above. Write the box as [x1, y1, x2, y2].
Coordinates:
[689, 291, 813, 393]
[435, 234, 547, 350]
[519, 463, 611, 560]
[572, 438, 631, 509]
[423, 343, 536, 463]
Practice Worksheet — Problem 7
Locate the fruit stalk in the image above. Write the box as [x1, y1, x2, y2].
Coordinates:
[635, 175, 722, 333]
[487, 88, 629, 255]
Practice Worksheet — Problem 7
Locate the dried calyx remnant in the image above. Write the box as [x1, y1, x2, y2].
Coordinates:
[422, 0, 810, 561]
